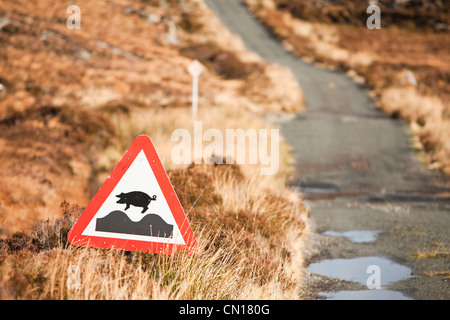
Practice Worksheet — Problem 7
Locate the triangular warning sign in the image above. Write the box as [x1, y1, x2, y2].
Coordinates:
[68, 135, 197, 254]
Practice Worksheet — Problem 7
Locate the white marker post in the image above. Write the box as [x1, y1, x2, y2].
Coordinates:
[187, 60, 204, 120]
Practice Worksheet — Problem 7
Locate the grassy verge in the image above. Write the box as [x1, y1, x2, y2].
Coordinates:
[0, 106, 308, 299]
[1, 158, 307, 299]
[0, 0, 308, 299]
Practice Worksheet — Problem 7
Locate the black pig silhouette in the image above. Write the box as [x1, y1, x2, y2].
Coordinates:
[116, 191, 156, 213]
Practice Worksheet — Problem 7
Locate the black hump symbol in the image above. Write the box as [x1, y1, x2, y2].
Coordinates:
[96, 211, 173, 238]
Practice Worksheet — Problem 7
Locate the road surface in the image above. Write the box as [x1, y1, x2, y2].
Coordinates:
[206, 0, 450, 299]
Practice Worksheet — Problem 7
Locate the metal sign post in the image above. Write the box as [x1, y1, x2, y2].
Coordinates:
[187, 60, 204, 119]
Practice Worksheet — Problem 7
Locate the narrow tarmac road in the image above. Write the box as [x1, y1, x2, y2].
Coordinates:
[206, 0, 450, 299]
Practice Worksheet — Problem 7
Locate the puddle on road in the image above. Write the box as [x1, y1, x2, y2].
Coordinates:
[323, 230, 381, 243]
[308, 256, 413, 300]
[309, 256, 412, 286]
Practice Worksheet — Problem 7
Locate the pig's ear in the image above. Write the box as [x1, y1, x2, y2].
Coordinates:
[116, 193, 123, 197]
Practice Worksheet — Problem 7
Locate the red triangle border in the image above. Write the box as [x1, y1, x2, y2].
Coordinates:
[67, 135, 197, 254]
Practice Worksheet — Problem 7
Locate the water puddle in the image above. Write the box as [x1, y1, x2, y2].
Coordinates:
[323, 230, 381, 243]
[309, 256, 411, 286]
[308, 256, 413, 300]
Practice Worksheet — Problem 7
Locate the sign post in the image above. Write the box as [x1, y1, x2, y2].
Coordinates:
[187, 60, 204, 119]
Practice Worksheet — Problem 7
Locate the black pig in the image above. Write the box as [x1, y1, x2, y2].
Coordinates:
[116, 191, 156, 213]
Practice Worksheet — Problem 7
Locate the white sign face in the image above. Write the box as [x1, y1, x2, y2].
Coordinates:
[187, 59, 204, 77]
[82, 150, 186, 245]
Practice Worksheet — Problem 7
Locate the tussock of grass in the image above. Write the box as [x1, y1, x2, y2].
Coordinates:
[413, 250, 450, 259]
[424, 271, 450, 279]
[0, 163, 307, 299]
[413, 242, 450, 259]
[180, 42, 264, 80]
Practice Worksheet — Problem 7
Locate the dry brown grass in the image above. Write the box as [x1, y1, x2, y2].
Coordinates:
[0, 0, 308, 299]
[0, 105, 309, 299]
[262, 0, 450, 30]
[379, 87, 450, 170]
[424, 271, 450, 279]
[0, 106, 115, 235]
[0, 0, 304, 235]
[0, 161, 308, 299]
[0, 235, 290, 299]
[413, 242, 450, 260]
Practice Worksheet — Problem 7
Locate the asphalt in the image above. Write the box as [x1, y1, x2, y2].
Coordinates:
[205, 0, 450, 300]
